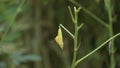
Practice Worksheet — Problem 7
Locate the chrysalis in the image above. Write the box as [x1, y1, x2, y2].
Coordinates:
[108, 41, 112, 55]
[55, 26, 63, 49]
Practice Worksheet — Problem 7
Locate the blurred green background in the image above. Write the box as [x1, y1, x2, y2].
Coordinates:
[0, 0, 120, 68]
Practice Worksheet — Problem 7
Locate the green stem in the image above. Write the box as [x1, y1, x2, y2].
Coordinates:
[71, 7, 79, 68]
[60, 24, 74, 38]
[74, 33, 120, 67]
[78, 23, 84, 31]
[107, 2, 115, 68]
[71, 23, 78, 68]
[68, 6, 75, 22]
[69, 0, 109, 28]
[104, 0, 115, 67]
[109, 11, 115, 68]
[109, 28, 115, 68]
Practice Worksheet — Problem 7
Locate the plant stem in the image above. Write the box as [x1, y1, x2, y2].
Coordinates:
[109, 13, 115, 68]
[60, 24, 74, 39]
[107, 1, 115, 68]
[104, 0, 115, 67]
[71, 7, 79, 68]
[71, 23, 78, 68]
[109, 25, 115, 68]
[69, 0, 109, 28]
[78, 23, 84, 31]
[68, 6, 75, 22]
[74, 33, 120, 67]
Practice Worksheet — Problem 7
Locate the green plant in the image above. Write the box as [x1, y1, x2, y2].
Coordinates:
[55, 3, 120, 68]
[68, 0, 117, 68]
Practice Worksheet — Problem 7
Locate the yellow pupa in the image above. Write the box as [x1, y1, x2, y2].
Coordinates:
[55, 26, 63, 49]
